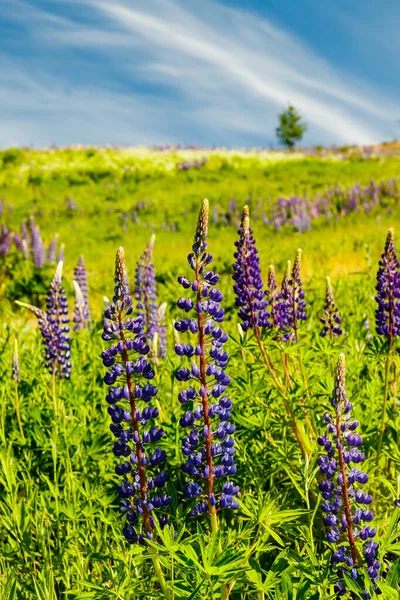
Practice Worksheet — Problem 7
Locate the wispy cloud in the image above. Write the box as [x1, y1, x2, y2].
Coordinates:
[0, 0, 398, 147]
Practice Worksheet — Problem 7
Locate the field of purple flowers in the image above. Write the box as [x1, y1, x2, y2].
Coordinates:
[2, 147, 400, 598]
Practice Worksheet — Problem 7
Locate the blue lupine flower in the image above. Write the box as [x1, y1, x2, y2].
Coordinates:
[175, 199, 239, 519]
[16, 261, 72, 379]
[320, 276, 343, 339]
[278, 250, 307, 342]
[265, 264, 280, 328]
[45, 261, 72, 378]
[375, 228, 400, 338]
[47, 233, 59, 264]
[135, 235, 159, 341]
[233, 205, 269, 331]
[318, 354, 380, 596]
[73, 255, 91, 329]
[102, 247, 170, 543]
[0, 224, 11, 257]
[29, 215, 46, 268]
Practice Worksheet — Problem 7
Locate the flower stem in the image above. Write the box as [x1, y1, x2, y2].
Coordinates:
[335, 411, 358, 565]
[254, 327, 311, 457]
[150, 549, 170, 599]
[377, 336, 392, 465]
[52, 367, 57, 417]
[195, 261, 216, 520]
[120, 322, 152, 534]
[14, 381, 25, 441]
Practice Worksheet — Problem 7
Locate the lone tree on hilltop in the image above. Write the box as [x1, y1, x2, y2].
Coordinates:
[276, 105, 307, 149]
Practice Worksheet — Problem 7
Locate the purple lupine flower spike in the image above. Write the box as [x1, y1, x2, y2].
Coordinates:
[21, 220, 30, 249]
[375, 228, 400, 338]
[13, 232, 23, 253]
[265, 265, 280, 328]
[101, 247, 170, 543]
[275, 260, 291, 339]
[73, 281, 86, 330]
[73, 255, 91, 328]
[57, 243, 65, 262]
[29, 215, 46, 268]
[135, 234, 159, 341]
[318, 354, 380, 596]
[16, 262, 72, 379]
[47, 233, 59, 264]
[232, 205, 269, 331]
[45, 261, 72, 379]
[175, 199, 238, 522]
[0, 225, 11, 256]
[320, 276, 343, 339]
[290, 249, 307, 341]
[279, 250, 307, 342]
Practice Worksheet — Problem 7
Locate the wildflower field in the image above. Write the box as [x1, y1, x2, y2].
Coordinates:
[3, 145, 400, 599]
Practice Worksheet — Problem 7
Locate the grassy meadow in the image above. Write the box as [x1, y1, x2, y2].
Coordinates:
[1, 145, 400, 599]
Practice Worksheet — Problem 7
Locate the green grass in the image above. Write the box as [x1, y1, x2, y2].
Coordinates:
[1, 147, 400, 598]
[2, 146, 400, 312]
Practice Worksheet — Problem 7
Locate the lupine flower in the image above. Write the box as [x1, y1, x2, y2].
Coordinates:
[274, 260, 291, 340]
[265, 264, 280, 328]
[12, 339, 20, 383]
[0, 224, 11, 256]
[73, 281, 86, 330]
[30, 215, 46, 268]
[375, 228, 400, 338]
[320, 276, 343, 339]
[278, 250, 307, 342]
[135, 235, 159, 341]
[232, 205, 269, 331]
[73, 255, 91, 328]
[101, 247, 170, 543]
[13, 232, 23, 253]
[44, 261, 71, 379]
[16, 262, 72, 379]
[175, 199, 239, 520]
[47, 233, 59, 264]
[57, 243, 65, 262]
[317, 354, 380, 596]
[21, 220, 30, 249]
[21, 239, 29, 259]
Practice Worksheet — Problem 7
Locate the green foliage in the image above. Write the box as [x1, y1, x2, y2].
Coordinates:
[276, 105, 307, 148]
[1, 148, 400, 598]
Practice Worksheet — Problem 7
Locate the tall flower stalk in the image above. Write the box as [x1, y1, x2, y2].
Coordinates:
[232, 206, 282, 379]
[16, 261, 72, 381]
[280, 249, 307, 343]
[101, 247, 170, 596]
[265, 265, 279, 328]
[73, 255, 91, 328]
[320, 276, 343, 340]
[175, 199, 238, 536]
[232, 210, 310, 457]
[135, 235, 159, 342]
[318, 354, 380, 596]
[375, 228, 400, 463]
[233, 205, 269, 332]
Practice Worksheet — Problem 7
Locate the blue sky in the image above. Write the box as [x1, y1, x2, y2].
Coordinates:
[1, 0, 399, 148]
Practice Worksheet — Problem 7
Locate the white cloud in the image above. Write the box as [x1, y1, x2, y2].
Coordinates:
[0, 0, 398, 146]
